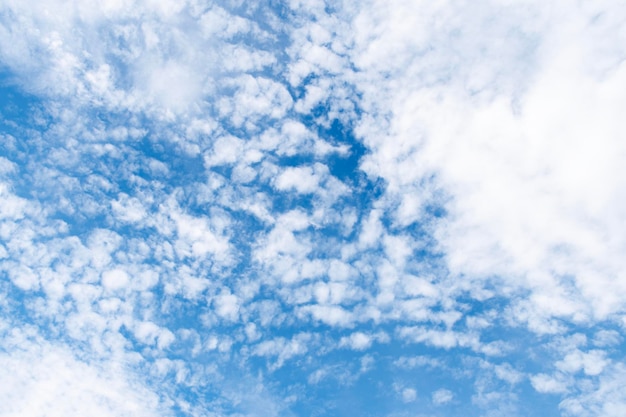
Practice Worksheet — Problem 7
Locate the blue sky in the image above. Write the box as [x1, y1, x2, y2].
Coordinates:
[1, 1, 626, 416]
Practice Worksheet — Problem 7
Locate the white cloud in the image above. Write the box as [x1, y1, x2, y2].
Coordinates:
[101, 268, 130, 291]
[140, 61, 203, 113]
[3, 1, 626, 416]
[0, 183, 28, 220]
[401, 387, 417, 403]
[560, 364, 626, 417]
[0, 157, 17, 175]
[134, 321, 175, 350]
[593, 330, 621, 348]
[394, 355, 443, 370]
[111, 194, 148, 223]
[163, 199, 231, 261]
[398, 326, 480, 351]
[299, 304, 354, 327]
[199, 5, 258, 40]
[493, 363, 524, 385]
[530, 373, 569, 394]
[335, 0, 626, 330]
[339, 331, 372, 351]
[555, 349, 609, 377]
[357, 209, 382, 249]
[432, 388, 453, 405]
[214, 292, 240, 322]
[219, 75, 293, 127]
[204, 135, 245, 167]
[275, 165, 324, 194]
[0, 334, 166, 417]
[252, 333, 311, 369]
[328, 260, 356, 282]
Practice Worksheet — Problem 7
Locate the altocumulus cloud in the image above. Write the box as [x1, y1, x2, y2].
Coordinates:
[1, 1, 626, 416]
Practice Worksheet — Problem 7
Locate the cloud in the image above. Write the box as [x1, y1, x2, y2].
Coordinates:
[559, 364, 626, 417]
[101, 268, 130, 291]
[432, 388, 454, 405]
[401, 387, 417, 403]
[299, 304, 355, 328]
[339, 331, 371, 350]
[345, 0, 626, 327]
[0, 183, 29, 220]
[275, 165, 326, 194]
[0, 332, 167, 417]
[1, 1, 626, 416]
[555, 349, 609, 377]
[252, 333, 311, 369]
[213, 292, 241, 322]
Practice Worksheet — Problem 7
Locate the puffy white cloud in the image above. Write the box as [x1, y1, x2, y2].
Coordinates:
[163, 199, 231, 261]
[339, 331, 371, 351]
[530, 373, 569, 394]
[214, 292, 240, 322]
[111, 193, 148, 223]
[299, 304, 355, 327]
[0, 183, 28, 217]
[275, 165, 325, 194]
[556, 349, 609, 377]
[401, 387, 417, 403]
[493, 363, 524, 385]
[432, 388, 453, 405]
[219, 75, 293, 127]
[101, 268, 130, 291]
[134, 321, 175, 349]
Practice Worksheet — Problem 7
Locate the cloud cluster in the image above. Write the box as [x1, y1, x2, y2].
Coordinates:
[344, 0, 626, 325]
[1, 0, 625, 416]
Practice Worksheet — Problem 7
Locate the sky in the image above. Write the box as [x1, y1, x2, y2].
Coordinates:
[0, 0, 626, 416]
